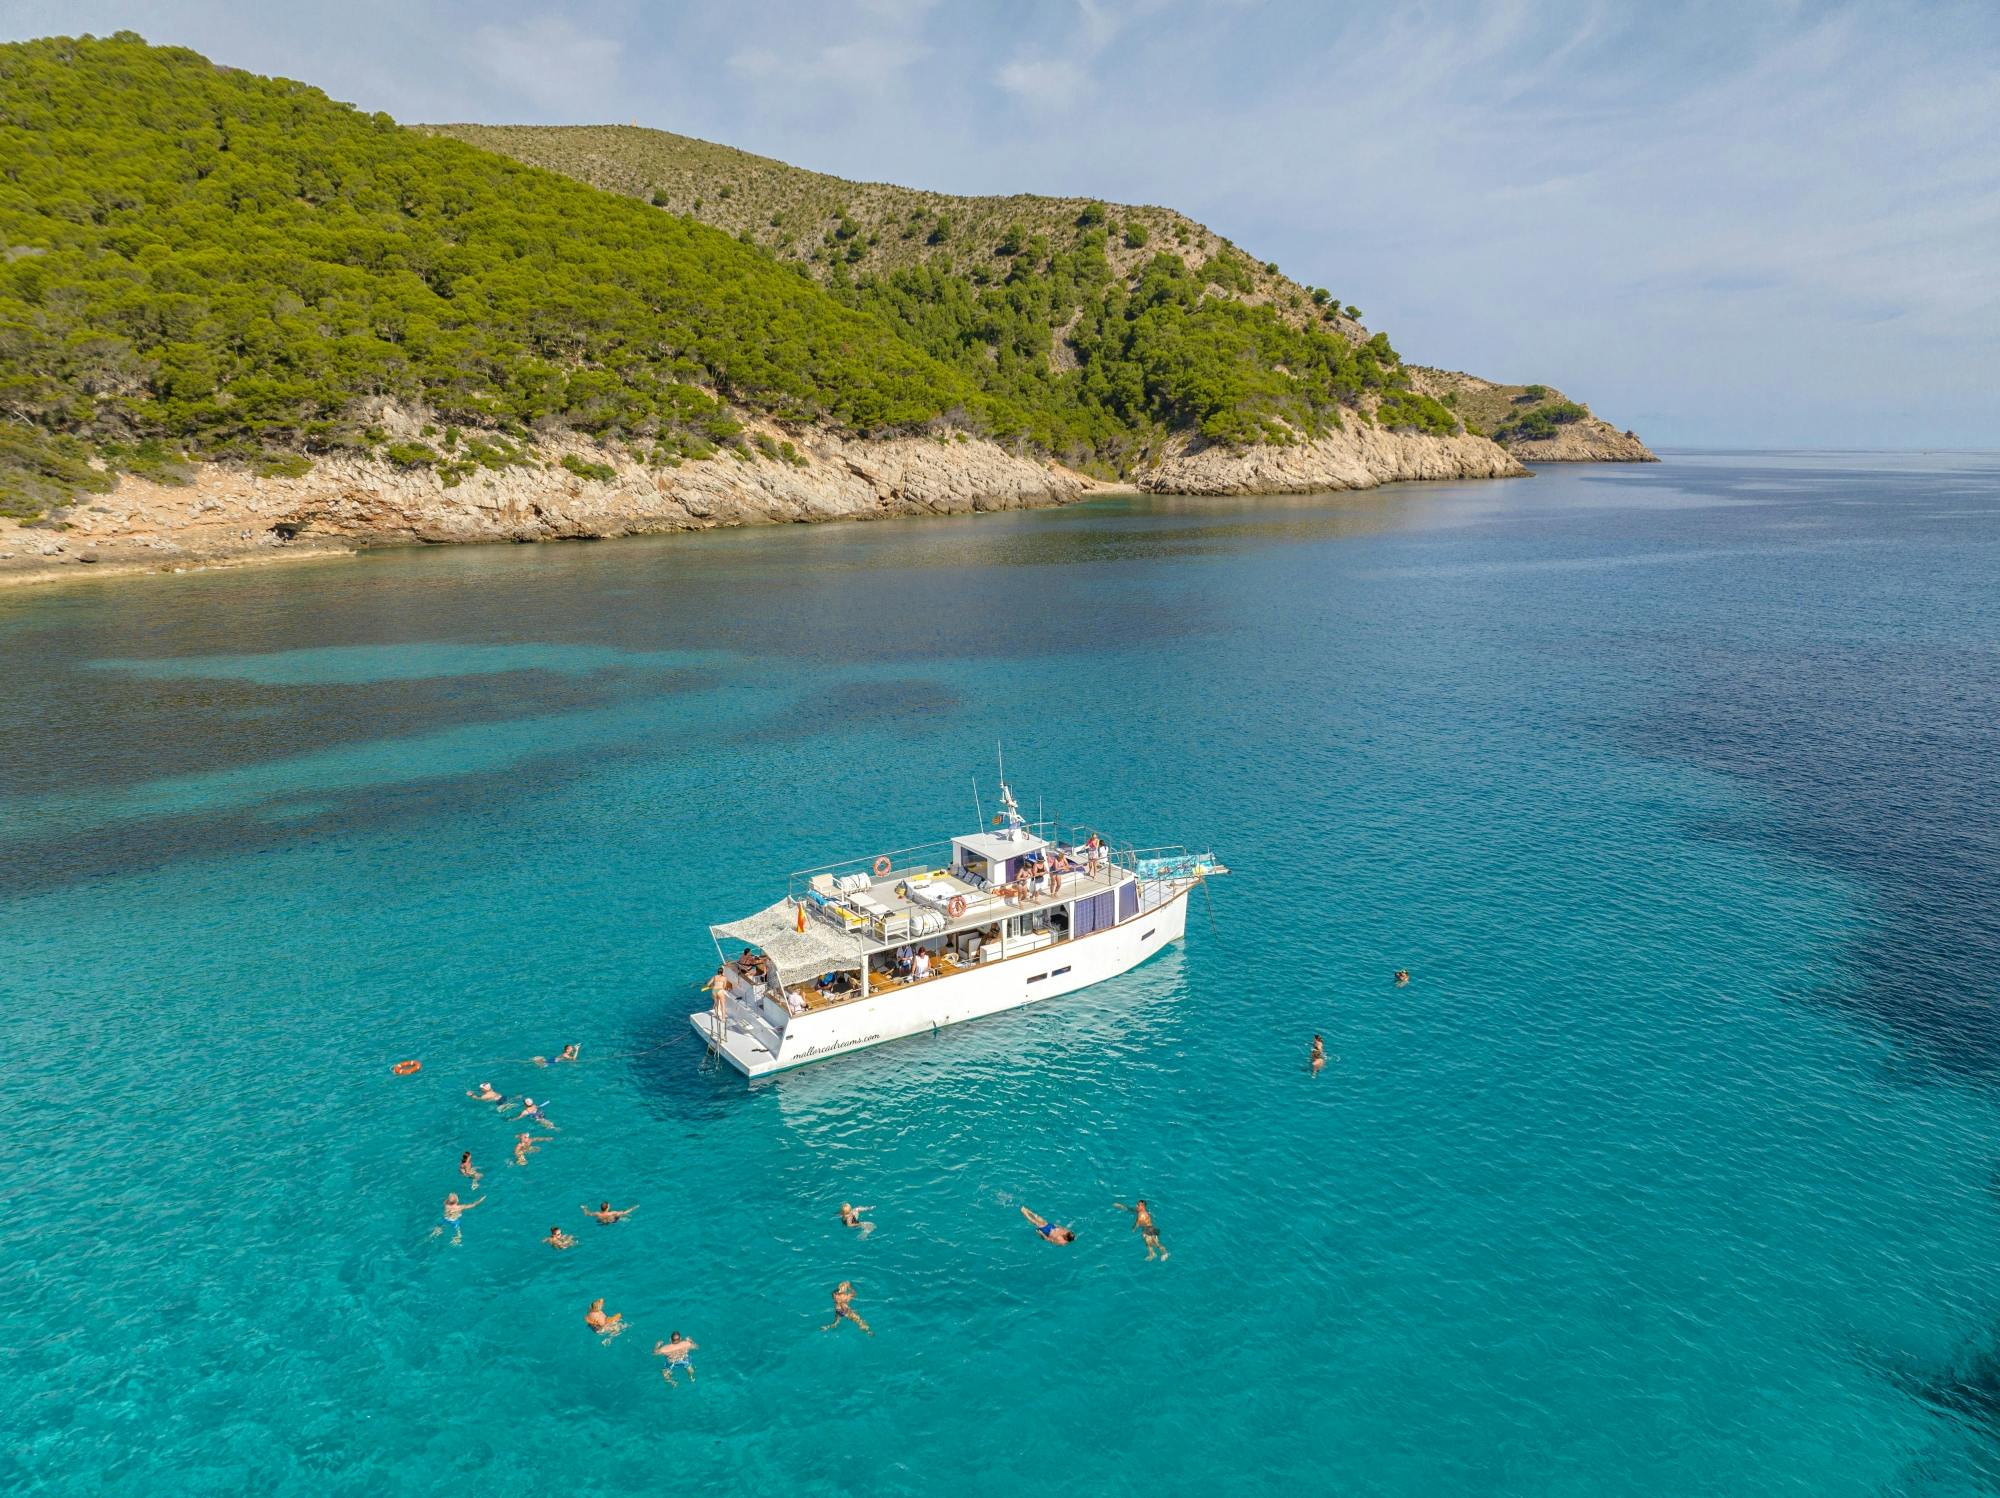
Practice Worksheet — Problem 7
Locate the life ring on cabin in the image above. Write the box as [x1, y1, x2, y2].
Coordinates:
[392, 1059, 422, 1076]
[1048, 871, 1063, 895]
[947, 894, 967, 918]
[873, 855, 892, 876]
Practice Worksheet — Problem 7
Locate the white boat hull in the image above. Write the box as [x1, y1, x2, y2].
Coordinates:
[691, 885, 1193, 1078]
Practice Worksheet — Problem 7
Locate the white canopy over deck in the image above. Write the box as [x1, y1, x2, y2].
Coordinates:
[709, 900, 862, 986]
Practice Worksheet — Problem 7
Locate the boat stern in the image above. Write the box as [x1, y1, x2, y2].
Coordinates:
[688, 1010, 784, 1078]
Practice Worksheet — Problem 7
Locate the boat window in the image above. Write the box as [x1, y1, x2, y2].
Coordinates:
[1027, 972, 1048, 984]
[1051, 966, 1071, 977]
[1141, 928, 1156, 941]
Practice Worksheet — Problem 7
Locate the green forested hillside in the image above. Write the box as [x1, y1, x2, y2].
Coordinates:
[0, 34, 970, 517]
[0, 35, 1461, 521]
[433, 123, 1459, 471]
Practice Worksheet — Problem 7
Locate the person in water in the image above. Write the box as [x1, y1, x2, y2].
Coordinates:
[821, 1281, 873, 1336]
[1020, 1206, 1076, 1244]
[585, 1298, 625, 1341]
[1394, 969, 1410, 987]
[655, 1332, 698, 1384]
[545, 1225, 576, 1250]
[514, 1098, 555, 1129]
[1115, 1199, 1168, 1261]
[512, 1132, 550, 1167]
[458, 1151, 482, 1189]
[583, 1201, 637, 1224]
[840, 1201, 875, 1236]
[433, 1191, 484, 1246]
[1310, 1035, 1326, 1076]
[467, 1081, 503, 1104]
[532, 1043, 582, 1067]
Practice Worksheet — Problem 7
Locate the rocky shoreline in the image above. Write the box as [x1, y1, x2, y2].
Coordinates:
[1, 420, 1534, 588]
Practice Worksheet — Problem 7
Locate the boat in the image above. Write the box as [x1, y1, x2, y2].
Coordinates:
[691, 774, 1226, 1078]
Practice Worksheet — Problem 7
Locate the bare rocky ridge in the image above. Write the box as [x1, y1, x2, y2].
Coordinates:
[0, 416, 1531, 587]
[1410, 368, 1657, 463]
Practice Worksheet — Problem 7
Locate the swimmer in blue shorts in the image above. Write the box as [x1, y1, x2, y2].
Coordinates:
[1020, 1206, 1076, 1245]
[432, 1191, 484, 1246]
[654, 1332, 698, 1384]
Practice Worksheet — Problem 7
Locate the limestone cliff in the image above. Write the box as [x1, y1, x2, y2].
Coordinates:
[1139, 426, 1527, 495]
[0, 414, 1531, 586]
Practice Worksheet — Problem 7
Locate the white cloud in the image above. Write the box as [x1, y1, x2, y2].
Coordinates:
[993, 55, 1089, 108]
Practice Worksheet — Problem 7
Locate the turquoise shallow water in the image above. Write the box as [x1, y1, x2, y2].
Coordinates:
[4, 454, 2000, 1495]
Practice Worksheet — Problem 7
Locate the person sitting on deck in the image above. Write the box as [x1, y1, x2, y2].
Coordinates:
[894, 943, 914, 976]
[911, 948, 933, 981]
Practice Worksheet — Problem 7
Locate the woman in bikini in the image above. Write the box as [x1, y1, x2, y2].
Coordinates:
[821, 1281, 873, 1335]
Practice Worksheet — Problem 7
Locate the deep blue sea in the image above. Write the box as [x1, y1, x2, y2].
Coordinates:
[4, 452, 1999, 1496]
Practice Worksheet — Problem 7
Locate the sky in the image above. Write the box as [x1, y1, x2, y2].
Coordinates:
[3, 0, 1996, 448]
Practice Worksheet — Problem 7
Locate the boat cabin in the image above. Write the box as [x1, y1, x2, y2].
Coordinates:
[707, 824, 1143, 1027]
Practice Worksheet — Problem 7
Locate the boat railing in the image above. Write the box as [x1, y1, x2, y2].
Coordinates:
[785, 822, 1137, 905]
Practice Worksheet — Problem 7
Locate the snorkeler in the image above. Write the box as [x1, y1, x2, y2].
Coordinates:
[839, 1201, 875, 1236]
[584, 1297, 625, 1341]
[1020, 1206, 1076, 1245]
[654, 1332, 698, 1384]
[821, 1281, 873, 1336]
[432, 1191, 484, 1246]
[582, 1202, 637, 1224]
[545, 1225, 576, 1250]
[458, 1150, 482, 1189]
[1115, 1199, 1168, 1261]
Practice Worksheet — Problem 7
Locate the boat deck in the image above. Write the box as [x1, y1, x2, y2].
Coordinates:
[811, 858, 1128, 952]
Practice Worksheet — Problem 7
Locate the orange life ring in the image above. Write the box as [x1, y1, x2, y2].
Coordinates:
[1048, 871, 1063, 895]
[873, 855, 892, 876]
[392, 1059, 421, 1076]
[947, 894, 967, 918]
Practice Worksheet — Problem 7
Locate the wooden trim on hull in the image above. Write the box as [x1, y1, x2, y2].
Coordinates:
[693, 885, 1193, 1078]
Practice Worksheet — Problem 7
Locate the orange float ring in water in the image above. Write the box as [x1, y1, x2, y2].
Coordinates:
[392, 1059, 422, 1076]
[873, 855, 892, 877]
